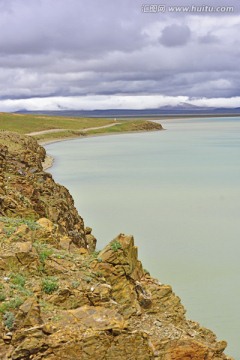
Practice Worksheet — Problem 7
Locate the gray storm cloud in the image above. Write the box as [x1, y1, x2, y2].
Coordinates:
[0, 0, 239, 110]
[160, 25, 191, 47]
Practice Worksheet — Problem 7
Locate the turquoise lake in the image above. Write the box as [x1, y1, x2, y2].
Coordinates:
[46, 116, 240, 358]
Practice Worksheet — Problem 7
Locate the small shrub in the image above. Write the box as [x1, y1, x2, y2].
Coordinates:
[11, 274, 26, 287]
[71, 280, 80, 289]
[95, 271, 103, 278]
[3, 227, 16, 237]
[33, 242, 53, 264]
[42, 277, 59, 294]
[92, 251, 100, 258]
[8, 296, 24, 309]
[0, 292, 6, 302]
[0, 296, 24, 313]
[37, 264, 45, 273]
[83, 276, 92, 283]
[39, 248, 53, 263]
[0, 303, 8, 313]
[10, 284, 33, 296]
[39, 300, 54, 312]
[3, 311, 15, 330]
[110, 240, 122, 252]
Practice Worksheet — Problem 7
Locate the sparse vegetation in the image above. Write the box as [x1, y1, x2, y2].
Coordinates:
[33, 242, 53, 264]
[92, 250, 101, 258]
[0, 217, 40, 238]
[42, 277, 59, 294]
[9, 277, 33, 296]
[83, 276, 92, 283]
[95, 271, 103, 278]
[11, 274, 26, 287]
[0, 296, 24, 313]
[39, 248, 54, 263]
[0, 292, 6, 302]
[71, 280, 80, 288]
[3, 311, 15, 330]
[110, 240, 122, 252]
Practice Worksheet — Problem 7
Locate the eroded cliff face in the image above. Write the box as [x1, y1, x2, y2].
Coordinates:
[0, 132, 87, 248]
[0, 132, 233, 359]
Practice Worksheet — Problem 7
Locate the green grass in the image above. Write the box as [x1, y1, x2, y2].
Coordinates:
[3, 311, 15, 330]
[0, 296, 24, 313]
[11, 274, 26, 287]
[0, 112, 115, 134]
[0, 292, 6, 302]
[36, 120, 161, 142]
[110, 240, 122, 252]
[0, 112, 162, 143]
[34, 130, 85, 142]
[0, 217, 41, 238]
[33, 242, 54, 265]
[42, 277, 59, 294]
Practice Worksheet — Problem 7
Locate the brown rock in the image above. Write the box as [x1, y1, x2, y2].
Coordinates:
[85, 227, 92, 235]
[86, 233, 97, 253]
[87, 283, 112, 305]
[164, 339, 227, 360]
[37, 218, 55, 232]
[16, 298, 43, 328]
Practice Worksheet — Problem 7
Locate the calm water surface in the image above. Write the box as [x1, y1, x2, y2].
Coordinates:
[46, 117, 240, 358]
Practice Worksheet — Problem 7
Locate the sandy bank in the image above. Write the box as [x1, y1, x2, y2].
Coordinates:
[42, 154, 54, 171]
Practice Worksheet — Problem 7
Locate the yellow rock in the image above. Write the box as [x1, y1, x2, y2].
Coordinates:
[37, 218, 55, 232]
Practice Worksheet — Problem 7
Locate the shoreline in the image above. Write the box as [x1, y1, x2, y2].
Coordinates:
[42, 154, 55, 171]
[40, 127, 164, 171]
[40, 114, 240, 171]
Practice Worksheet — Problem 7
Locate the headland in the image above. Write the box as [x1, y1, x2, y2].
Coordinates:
[0, 114, 233, 359]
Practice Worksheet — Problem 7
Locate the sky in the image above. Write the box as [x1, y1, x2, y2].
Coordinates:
[0, 0, 239, 111]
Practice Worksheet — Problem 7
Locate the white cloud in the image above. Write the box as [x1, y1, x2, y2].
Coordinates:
[190, 96, 240, 108]
[0, 95, 239, 112]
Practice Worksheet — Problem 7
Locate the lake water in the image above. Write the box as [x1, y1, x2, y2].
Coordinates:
[46, 116, 240, 358]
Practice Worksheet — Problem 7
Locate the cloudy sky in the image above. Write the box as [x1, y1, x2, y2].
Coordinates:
[0, 0, 239, 111]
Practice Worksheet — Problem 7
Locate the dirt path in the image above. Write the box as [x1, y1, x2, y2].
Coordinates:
[26, 122, 121, 136]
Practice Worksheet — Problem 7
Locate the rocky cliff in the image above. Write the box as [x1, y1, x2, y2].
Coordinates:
[0, 132, 233, 359]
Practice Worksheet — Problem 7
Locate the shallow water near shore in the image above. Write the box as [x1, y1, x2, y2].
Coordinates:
[46, 116, 240, 358]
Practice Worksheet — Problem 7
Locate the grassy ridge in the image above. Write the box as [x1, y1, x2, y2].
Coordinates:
[0, 112, 163, 143]
[34, 121, 163, 142]
[0, 112, 115, 133]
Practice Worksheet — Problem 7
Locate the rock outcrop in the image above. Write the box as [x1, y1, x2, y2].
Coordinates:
[0, 132, 233, 359]
[0, 132, 87, 248]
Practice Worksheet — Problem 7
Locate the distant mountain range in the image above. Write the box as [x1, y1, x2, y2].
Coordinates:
[15, 103, 240, 118]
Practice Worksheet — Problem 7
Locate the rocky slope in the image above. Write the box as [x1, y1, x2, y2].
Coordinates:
[0, 131, 233, 359]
